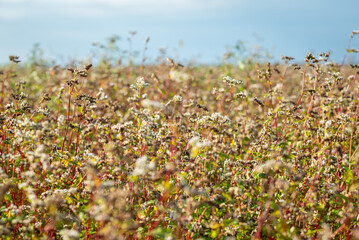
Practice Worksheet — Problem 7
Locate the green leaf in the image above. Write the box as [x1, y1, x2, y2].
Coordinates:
[345, 168, 354, 185]
[156, 87, 166, 94]
[218, 152, 230, 160]
[259, 173, 267, 179]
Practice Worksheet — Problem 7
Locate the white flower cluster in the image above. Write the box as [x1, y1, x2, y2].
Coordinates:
[130, 77, 150, 91]
[16, 117, 32, 127]
[111, 121, 133, 132]
[253, 159, 287, 174]
[173, 95, 183, 102]
[223, 76, 243, 86]
[234, 92, 247, 99]
[169, 70, 192, 83]
[197, 112, 231, 126]
[142, 99, 165, 109]
[59, 229, 79, 240]
[212, 87, 225, 95]
[26, 144, 49, 169]
[83, 149, 100, 165]
[188, 136, 211, 149]
[37, 107, 50, 116]
[132, 156, 156, 176]
[330, 71, 344, 82]
[57, 115, 66, 127]
[96, 88, 108, 101]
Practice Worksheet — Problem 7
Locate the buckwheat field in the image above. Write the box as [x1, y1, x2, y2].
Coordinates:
[1, 32, 359, 239]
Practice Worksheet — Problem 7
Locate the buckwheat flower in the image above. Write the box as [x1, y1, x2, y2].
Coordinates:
[348, 75, 355, 81]
[37, 107, 49, 116]
[173, 95, 183, 102]
[136, 77, 149, 90]
[59, 229, 79, 240]
[5, 103, 14, 109]
[325, 120, 332, 129]
[18, 182, 27, 189]
[210, 112, 231, 125]
[169, 70, 192, 82]
[35, 144, 45, 155]
[127, 96, 139, 103]
[211, 87, 217, 95]
[124, 121, 134, 128]
[234, 92, 247, 99]
[14, 129, 23, 144]
[152, 114, 160, 121]
[197, 115, 211, 125]
[96, 88, 108, 100]
[21, 170, 36, 178]
[337, 112, 348, 121]
[34, 222, 42, 229]
[324, 77, 333, 85]
[142, 99, 164, 109]
[147, 161, 156, 171]
[188, 136, 211, 158]
[223, 76, 243, 86]
[253, 159, 286, 174]
[132, 156, 147, 176]
[188, 136, 200, 146]
[89, 102, 97, 109]
[111, 123, 122, 132]
[183, 112, 191, 117]
[57, 115, 65, 126]
[17, 117, 29, 127]
[130, 84, 138, 91]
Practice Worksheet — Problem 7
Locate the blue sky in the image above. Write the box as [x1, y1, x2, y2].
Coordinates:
[0, 0, 358, 65]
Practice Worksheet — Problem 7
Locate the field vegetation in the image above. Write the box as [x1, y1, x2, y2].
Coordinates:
[0, 32, 359, 239]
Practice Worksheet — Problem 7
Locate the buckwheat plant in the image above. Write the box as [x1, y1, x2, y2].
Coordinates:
[0, 30, 359, 239]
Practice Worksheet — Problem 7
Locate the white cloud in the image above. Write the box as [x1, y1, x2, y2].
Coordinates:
[2, 0, 232, 5]
[0, 0, 240, 19]
[0, 6, 32, 19]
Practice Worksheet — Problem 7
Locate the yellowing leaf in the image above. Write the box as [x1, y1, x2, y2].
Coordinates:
[212, 223, 221, 229]
[73, 193, 80, 200]
[211, 229, 219, 238]
[49, 204, 57, 214]
[61, 159, 69, 167]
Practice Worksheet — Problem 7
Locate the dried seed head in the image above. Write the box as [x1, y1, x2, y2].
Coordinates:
[129, 31, 137, 36]
[167, 58, 175, 68]
[281, 56, 294, 61]
[305, 52, 319, 63]
[254, 97, 264, 107]
[9, 55, 21, 63]
[77, 70, 88, 77]
[67, 67, 75, 73]
[41, 93, 51, 102]
[291, 63, 301, 70]
[84, 64, 92, 71]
